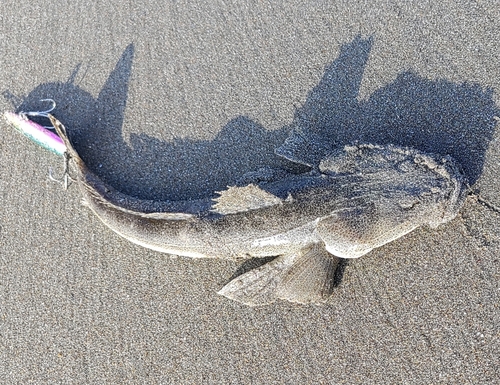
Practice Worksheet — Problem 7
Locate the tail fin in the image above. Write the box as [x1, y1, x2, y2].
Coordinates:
[48, 114, 82, 162]
[218, 244, 339, 306]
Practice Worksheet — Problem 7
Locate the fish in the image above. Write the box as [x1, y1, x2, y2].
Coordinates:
[34, 114, 467, 306]
[3, 109, 468, 305]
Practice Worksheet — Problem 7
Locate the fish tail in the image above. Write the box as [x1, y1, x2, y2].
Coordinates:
[218, 244, 339, 306]
[48, 114, 82, 163]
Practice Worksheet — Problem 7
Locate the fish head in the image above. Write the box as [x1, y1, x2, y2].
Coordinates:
[314, 144, 469, 258]
[427, 154, 468, 228]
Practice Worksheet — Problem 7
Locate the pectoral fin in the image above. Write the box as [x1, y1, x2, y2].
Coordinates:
[218, 244, 339, 306]
[316, 204, 378, 258]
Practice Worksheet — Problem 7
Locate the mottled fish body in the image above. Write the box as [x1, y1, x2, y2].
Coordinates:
[45, 115, 467, 306]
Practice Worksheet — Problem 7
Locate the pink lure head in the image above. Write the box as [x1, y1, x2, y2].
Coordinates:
[3, 111, 67, 156]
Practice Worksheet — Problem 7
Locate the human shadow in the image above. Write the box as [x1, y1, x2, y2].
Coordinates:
[277, 36, 499, 185]
[10, 43, 288, 201]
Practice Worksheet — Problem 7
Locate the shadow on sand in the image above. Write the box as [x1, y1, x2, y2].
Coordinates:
[5, 36, 498, 287]
[8, 37, 498, 203]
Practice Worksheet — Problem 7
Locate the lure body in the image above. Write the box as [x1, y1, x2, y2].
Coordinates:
[3, 111, 66, 156]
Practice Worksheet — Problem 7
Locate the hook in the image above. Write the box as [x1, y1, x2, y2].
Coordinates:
[48, 152, 74, 190]
[21, 98, 56, 117]
[20, 99, 57, 129]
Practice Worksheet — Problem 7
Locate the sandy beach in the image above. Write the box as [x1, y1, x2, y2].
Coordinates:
[1, 1, 499, 383]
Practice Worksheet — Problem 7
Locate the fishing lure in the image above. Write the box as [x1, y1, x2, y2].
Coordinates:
[3, 99, 66, 157]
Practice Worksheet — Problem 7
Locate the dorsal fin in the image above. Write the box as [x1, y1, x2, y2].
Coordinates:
[275, 132, 330, 167]
[119, 210, 194, 221]
[83, 183, 196, 221]
[82, 174, 196, 221]
[211, 184, 282, 215]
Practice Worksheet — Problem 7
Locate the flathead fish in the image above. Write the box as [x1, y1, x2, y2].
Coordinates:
[42, 115, 467, 306]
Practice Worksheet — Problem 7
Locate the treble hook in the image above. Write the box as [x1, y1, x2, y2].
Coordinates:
[20, 99, 57, 129]
[48, 152, 74, 190]
[21, 98, 56, 118]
